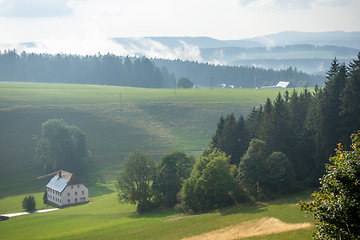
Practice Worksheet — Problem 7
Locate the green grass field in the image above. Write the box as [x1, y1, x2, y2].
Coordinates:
[0, 82, 315, 239]
[0, 191, 315, 240]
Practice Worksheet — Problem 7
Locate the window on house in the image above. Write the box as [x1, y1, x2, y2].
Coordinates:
[77, 185, 79, 188]
[71, 186, 73, 189]
[75, 198, 78, 203]
[82, 191, 84, 195]
[75, 192, 77, 196]
[80, 197, 85, 202]
[67, 193, 70, 197]
[68, 199, 70, 204]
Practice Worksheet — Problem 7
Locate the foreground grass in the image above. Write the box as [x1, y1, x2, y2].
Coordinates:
[0, 191, 315, 240]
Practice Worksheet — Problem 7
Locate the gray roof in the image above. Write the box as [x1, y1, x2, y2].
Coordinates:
[46, 170, 86, 192]
[46, 175, 68, 192]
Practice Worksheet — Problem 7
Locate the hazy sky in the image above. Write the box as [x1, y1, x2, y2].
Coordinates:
[1, 0, 360, 55]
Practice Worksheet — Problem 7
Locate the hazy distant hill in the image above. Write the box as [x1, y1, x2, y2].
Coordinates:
[2, 31, 359, 75]
[112, 31, 360, 74]
[113, 31, 360, 50]
[247, 31, 360, 49]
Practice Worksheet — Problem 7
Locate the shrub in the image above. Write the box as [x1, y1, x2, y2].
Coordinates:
[22, 195, 36, 212]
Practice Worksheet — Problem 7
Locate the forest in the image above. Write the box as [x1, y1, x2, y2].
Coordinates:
[208, 53, 360, 193]
[0, 50, 324, 88]
[115, 53, 360, 216]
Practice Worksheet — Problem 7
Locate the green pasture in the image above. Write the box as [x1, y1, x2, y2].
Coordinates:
[0, 82, 315, 239]
[0, 82, 296, 172]
[0, 191, 315, 240]
[0, 81, 292, 109]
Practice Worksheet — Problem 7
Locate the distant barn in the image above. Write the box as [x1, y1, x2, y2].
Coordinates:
[275, 81, 295, 88]
[46, 170, 89, 206]
[261, 81, 295, 88]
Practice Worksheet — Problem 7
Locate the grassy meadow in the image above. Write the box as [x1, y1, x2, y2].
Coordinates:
[0, 82, 315, 239]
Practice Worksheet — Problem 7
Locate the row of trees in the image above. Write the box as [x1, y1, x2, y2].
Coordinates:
[116, 150, 195, 212]
[116, 149, 251, 213]
[0, 50, 323, 88]
[0, 50, 176, 88]
[210, 54, 360, 188]
[154, 58, 324, 88]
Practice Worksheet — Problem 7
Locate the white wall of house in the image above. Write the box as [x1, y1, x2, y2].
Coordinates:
[47, 184, 88, 206]
[62, 184, 89, 205]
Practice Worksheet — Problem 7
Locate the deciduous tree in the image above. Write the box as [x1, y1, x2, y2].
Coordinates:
[34, 119, 89, 173]
[181, 150, 237, 213]
[116, 150, 156, 212]
[152, 151, 195, 207]
[177, 77, 194, 89]
[300, 131, 360, 239]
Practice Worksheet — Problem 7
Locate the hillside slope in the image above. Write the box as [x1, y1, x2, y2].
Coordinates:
[0, 83, 292, 172]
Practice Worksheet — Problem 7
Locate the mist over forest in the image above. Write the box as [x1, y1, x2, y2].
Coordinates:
[1, 31, 359, 88]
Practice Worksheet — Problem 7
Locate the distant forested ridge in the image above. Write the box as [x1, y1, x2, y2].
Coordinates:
[0, 50, 323, 88]
[0, 50, 175, 88]
[153, 58, 324, 88]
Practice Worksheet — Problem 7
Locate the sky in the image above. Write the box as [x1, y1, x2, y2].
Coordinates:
[0, 0, 360, 55]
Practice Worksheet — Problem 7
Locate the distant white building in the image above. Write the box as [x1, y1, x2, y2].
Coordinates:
[261, 81, 295, 88]
[46, 170, 89, 206]
[275, 81, 295, 88]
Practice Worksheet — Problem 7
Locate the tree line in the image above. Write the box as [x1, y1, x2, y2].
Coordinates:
[116, 52, 360, 214]
[0, 49, 324, 88]
[0, 50, 176, 88]
[153, 58, 325, 88]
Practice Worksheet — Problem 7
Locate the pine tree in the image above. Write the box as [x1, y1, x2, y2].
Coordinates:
[339, 53, 360, 148]
[246, 106, 263, 140]
[326, 57, 340, 81]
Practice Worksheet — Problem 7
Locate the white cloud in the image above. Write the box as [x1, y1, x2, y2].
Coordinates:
[0, 0, 359, 55]
[0, 0, 73, 17]
[238, 0, 352, 10]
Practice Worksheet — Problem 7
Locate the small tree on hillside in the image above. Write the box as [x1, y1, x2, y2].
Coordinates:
[34, 119, 89, 173]
[116, 150, 156, 213]
[181, 150, 238, 213]
[22, 195, 36, 212]
[300, 131, 360, 239]
[152, 151, 195, 208]
[177, 77, 194, 89]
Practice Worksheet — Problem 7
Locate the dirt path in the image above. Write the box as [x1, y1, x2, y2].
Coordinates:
[182, 217, 312, 240]
[2, 208, 60, 217]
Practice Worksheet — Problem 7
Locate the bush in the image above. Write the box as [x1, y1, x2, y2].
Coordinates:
[300, 131, 360, 239]
[22, 195, 36, 212]
[43, 191, 48, 205]
[181, 150, 238, 213]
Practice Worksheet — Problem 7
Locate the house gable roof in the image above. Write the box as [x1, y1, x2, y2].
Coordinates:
[46, 170, 84, 193]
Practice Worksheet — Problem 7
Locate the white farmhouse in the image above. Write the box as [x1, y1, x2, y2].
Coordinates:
[46, 170, 89, 206]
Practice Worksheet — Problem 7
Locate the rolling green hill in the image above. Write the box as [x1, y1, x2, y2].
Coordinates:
[0, 81, 296, 201]
[0, 82, 292, 170]
[0, 82, 314, 239]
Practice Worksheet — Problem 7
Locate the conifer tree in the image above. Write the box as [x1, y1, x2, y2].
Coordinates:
[339, 53, 360, 148]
